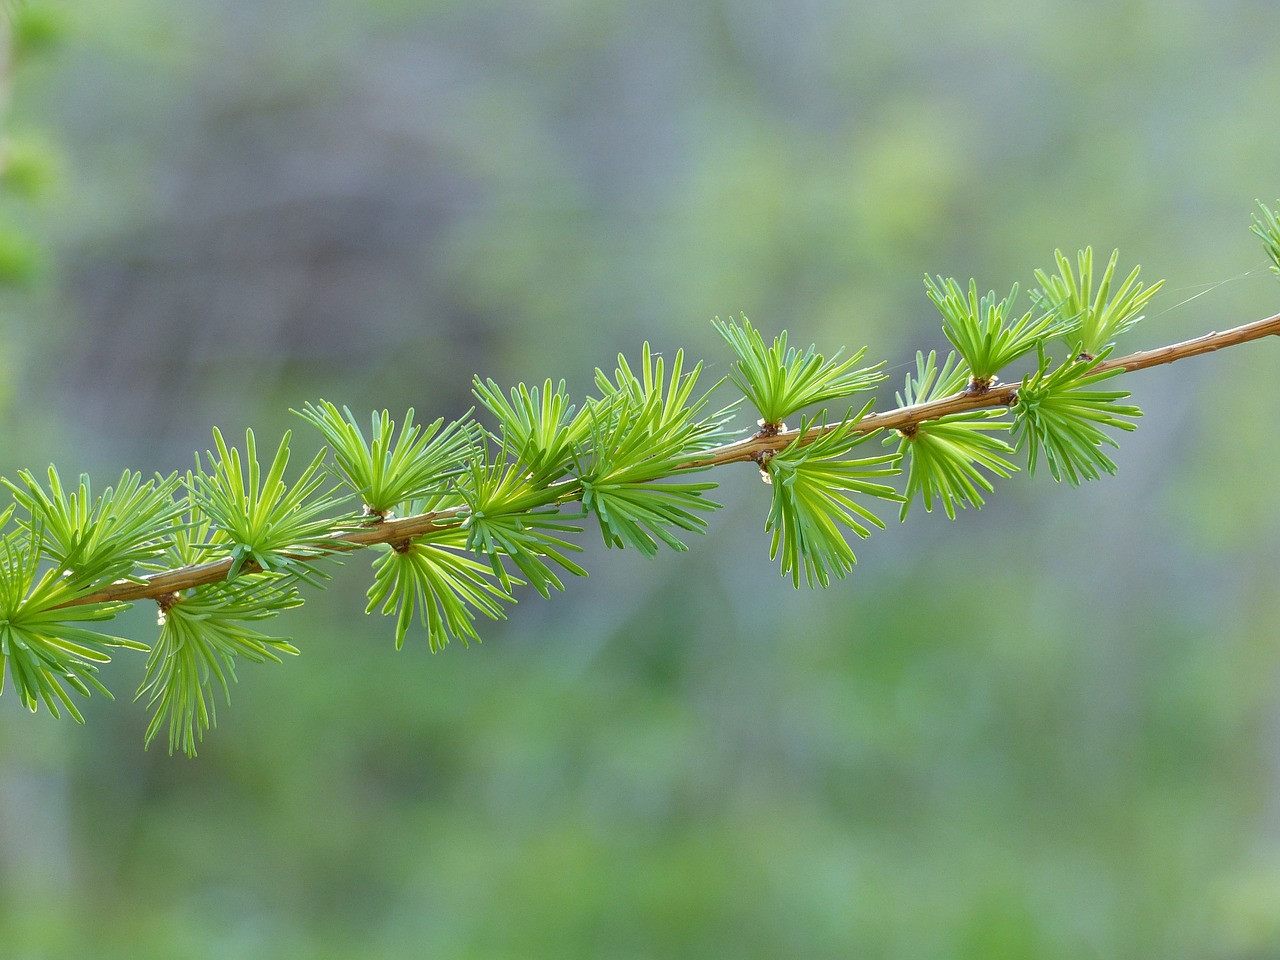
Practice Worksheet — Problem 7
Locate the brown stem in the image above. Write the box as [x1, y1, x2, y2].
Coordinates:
[58, 311, 1280, 609]
[682, 311, 1280, 468]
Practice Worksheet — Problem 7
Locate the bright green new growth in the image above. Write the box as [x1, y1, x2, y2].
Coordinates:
[294, 401, 475, 516]
[1032, 247, 1163, 357]
[134, 510, 304, 752]
[1253, 198, 1280, 279]
[458, 444, 587, 597]
[2, 468, 183, 587]
[888, 351, 1018, 520]
[577, 342, 734, 556]
[1012, 346, 1142, 484]
[0, 529, 139, 721]
[470, 378, 585, 486]
[139, 576, 302, 756]
[712, 315, 885, 427]
[366, 528, 514, 653]
[924, 277, 1069, 387]
[764, 415, 901, 588]
[0, 204, 1277, 755]
[192, 427, 340, 582]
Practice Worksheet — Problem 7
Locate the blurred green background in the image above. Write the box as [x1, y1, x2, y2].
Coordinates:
[2, 0, 1280, 957]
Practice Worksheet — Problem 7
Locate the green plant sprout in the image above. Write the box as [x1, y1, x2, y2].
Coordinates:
[2, 202, 1279, 755]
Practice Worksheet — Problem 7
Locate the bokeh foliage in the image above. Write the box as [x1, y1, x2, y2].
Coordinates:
[2, 0, 1280, 958]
